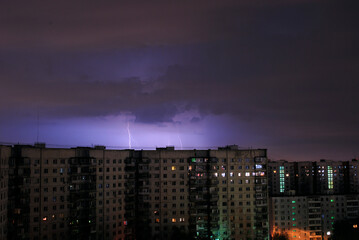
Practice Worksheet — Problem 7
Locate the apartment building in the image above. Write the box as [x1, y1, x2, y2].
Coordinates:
[0, 145, 10, 239]
[1, 144, 269, 240]
[268, 159, 359, 196]
[269, 194, 359, 240]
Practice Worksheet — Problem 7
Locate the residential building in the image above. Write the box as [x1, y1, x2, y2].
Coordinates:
[269, 194, 359, 240]
[1, 144, 269, 240]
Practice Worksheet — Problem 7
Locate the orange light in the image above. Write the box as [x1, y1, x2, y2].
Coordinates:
[42, 217, 47, 221]
[353, 224, 358, 228]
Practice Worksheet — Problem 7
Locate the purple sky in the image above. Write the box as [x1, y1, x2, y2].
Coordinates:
[1, 0, 358, 161]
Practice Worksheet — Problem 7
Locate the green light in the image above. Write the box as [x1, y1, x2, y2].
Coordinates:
[292, 212, 296, 215]
[279, 166, 285, 193]
[331, 216, 335, 219]
[331, 199, 334, 202]
[192, 158, 196, 163]
[293, 224, 296, 227]
[292, 201, 296, 203]
[292, 207, 296, 209]
[292, 218, 296, 221]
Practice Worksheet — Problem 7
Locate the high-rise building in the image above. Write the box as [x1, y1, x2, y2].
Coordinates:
[268, 159, 359, 196]
[268, 159, 359, 240]
[0, 145, 10, 239]
[1, 144, 269, 240]
[269, 194, 359, 240]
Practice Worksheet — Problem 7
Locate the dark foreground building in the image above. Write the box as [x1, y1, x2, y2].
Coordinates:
[0, 144, 268, 240]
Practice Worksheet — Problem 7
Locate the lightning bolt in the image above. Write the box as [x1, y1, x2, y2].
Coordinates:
[178, 135, 183, 150]
[127, 121, 132, 149]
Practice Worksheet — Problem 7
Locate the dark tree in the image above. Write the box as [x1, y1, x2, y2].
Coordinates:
[272, 232, 289, 240]
[332, 219, 359, 240]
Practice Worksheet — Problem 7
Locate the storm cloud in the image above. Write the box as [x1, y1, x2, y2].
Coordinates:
[0, 0, 358, 160]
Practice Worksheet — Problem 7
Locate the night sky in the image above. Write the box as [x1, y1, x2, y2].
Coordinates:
[1, 0, 358, 161]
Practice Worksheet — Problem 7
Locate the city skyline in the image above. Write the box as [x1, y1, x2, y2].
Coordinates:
[1, 0, 358, 161]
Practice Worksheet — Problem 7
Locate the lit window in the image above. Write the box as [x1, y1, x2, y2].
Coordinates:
[221, 173, 226, 177]
[172, 218, 176, 223]
[245, 172, 250, 177]
[172, 166, 176, 171]
[230, 172, 233, 177]
[328, 166, 333, 189]
[238, 173, 241, 177]
[279, 166, 285, 193]
[43, 217, 47, 221]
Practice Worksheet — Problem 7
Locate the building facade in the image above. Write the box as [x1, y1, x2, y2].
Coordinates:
[268, 160, 359, 240]
[1, 144, 269, 240]
[269, 194, 359, 240]
[268, 159, 359, 196]
[0, 145, 10, 239]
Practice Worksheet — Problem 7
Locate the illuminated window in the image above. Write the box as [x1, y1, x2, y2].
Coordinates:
[43, 217, 47, 221]
[221, 173, 226, 177]
[245, 172, 250, 177]
[279, 166, 285, 193]
[328, 166, 333, 189]
[171, 166, 176, 171]
[179, 218, 185, 222]
[172, 218, 176, 223]
[155, 218, 160, 223]
[353, 224, 358, 228]
[238, 173, 241, 177]
[230, 172, 234, 177]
